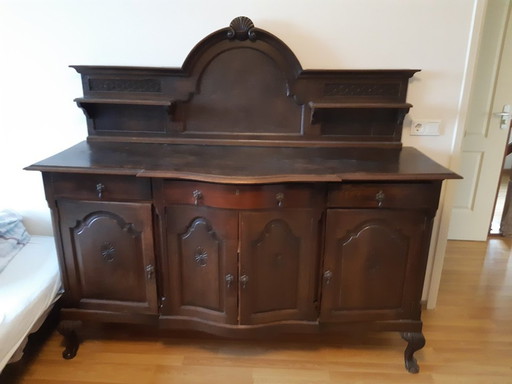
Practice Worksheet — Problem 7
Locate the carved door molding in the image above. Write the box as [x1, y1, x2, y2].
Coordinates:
[163, 205, 238, 324]
[239, 210, 320, 325]
[58, 200, 158, 313]
[321, 209, 427, 322]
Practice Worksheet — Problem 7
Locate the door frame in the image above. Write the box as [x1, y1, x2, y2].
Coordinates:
[424, 0, 489, 308]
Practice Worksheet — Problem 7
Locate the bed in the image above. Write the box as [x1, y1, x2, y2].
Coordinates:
[0, 211, 61, 372]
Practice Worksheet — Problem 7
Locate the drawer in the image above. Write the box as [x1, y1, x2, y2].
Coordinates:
[163, 181, 324, 209]
[327, 182, 440, 209]
[51, 173, 151, 201]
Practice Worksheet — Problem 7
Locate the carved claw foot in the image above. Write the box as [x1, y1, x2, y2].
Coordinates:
[57, 320, 82, 360]
[400, 331, 425, 374]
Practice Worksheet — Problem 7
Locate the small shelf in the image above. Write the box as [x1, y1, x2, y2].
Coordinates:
[309, 102, 412, 109]
[74, 98, 176, 120]
[74, 98, 174, 107]
[309, 102, 412, 125]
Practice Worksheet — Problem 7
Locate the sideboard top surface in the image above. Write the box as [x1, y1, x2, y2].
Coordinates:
[26, 141, 460, 183]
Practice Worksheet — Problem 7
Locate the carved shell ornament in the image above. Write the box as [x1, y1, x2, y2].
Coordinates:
[227, 16, 257, 41]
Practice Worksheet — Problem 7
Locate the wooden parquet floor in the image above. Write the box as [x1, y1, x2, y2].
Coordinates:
[1, 238, 511, 383]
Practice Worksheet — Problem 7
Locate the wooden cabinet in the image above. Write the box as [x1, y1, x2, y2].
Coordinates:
[321, 209, 427, 322]
[58, 200, 157, 314]
[321, 182, 440, 323]
[160, 181, 322, 326]
[163, 205, 239, 324]
[26, 17, 461, 373]
[238, 210, 320, 324]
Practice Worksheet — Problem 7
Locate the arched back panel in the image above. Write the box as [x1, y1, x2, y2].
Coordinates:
[72, 16, 418, 147]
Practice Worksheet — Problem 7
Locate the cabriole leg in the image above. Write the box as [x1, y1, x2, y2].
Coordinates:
[57, 320, 82, 359]
[400, 331, 425, 374]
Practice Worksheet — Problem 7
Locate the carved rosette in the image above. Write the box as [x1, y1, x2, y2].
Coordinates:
[100, 242, 116, 262]
[227, 16, 256, 41]
[194, 247, 208, 267]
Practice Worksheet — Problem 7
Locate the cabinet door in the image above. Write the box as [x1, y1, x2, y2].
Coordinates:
[58, 200, 157, 313]
[239, 210, 321, 325]
[320, 209, 428, 322]
[164, 206, 238, 324]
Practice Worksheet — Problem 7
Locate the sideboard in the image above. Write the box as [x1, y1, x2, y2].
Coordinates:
[26, 17, 460, 373]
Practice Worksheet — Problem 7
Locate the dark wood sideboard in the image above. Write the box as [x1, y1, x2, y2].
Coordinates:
[26, 17, 460, 373]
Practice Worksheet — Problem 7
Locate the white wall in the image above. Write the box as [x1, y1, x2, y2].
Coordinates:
[0, 0, 476, 301]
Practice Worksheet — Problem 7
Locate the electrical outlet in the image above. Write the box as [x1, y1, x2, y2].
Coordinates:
[410, 120, 441, 136]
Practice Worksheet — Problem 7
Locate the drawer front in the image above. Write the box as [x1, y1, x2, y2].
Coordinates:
[51, 173, 151, 201]
[327, 182, 440, 209]
[163, 181, 324, 209]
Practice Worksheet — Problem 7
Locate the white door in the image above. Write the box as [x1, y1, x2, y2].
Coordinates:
[449, 0, 512, 241]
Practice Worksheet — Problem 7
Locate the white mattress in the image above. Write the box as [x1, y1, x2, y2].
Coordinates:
[0, 235, 61, 371]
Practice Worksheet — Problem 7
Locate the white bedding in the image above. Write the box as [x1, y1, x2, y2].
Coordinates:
[0, 235, 61, 371]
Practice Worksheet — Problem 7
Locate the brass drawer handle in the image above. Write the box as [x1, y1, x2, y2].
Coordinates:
[193, 190, 203, 205]
[96, 183, 105, 199]
[276, 192, 285, 207]
[376, 190, 385, 207]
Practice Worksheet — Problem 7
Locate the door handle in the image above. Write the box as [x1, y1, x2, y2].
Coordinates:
[145, 264, 155, 280]
[323, 270, 333, 285]
[240, 274, 249, 289]
[225, 274, 234, 288]
[493, 104, 512, 130]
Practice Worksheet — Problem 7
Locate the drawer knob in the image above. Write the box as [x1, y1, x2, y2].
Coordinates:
[193, 190, 203, 205]
[276, 192, 285, 207]
[376, 190, 385, 207]
[96, 183, 105, 199]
